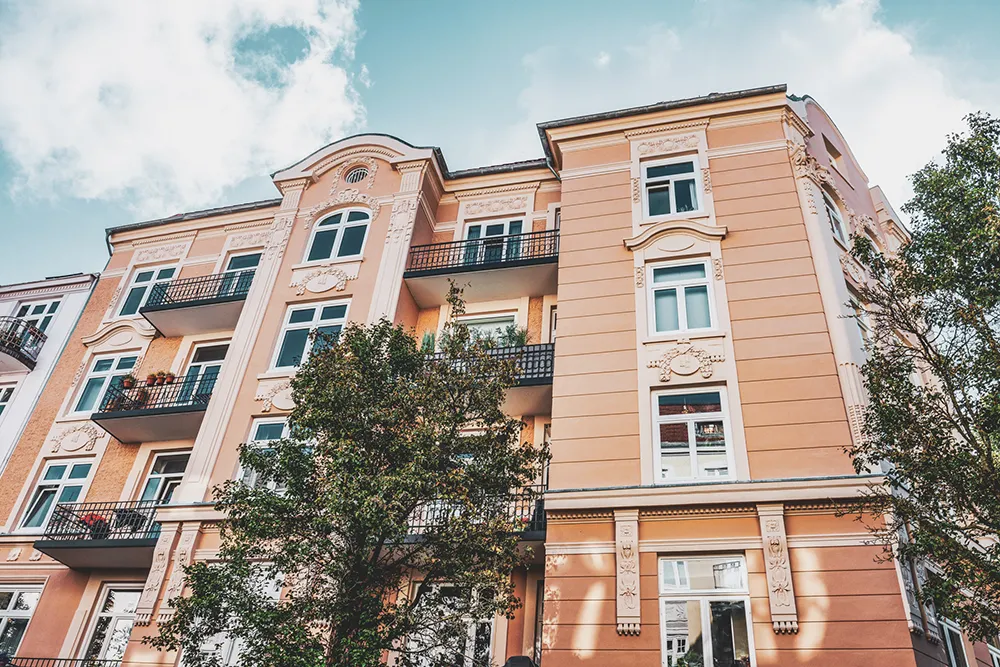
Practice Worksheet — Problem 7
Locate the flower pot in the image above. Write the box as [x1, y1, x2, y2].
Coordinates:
[164, 375, 175, 384]
[122, 379, 134, 389]
[146, 377, 156, 386]
[155, 376, 165, 385]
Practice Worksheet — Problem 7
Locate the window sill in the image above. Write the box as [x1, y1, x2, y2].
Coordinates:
[641, 211, 710, 225]
[290, 256, 364, 272]
[54, 413, 97, 425]
[653, 476, 736, 486]
[644, 329, 725, 345]
[257, 369, 296, 381]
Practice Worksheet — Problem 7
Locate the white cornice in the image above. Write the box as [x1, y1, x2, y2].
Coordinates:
[624, 118, 710, 139]
[560, 160, 631, 180]
[0, 275, 97, 301]
[624, 219, 727, 251]
[706, 139, 789, 159]
[560, 134, 630, 153]
[453, 182, 540, 200]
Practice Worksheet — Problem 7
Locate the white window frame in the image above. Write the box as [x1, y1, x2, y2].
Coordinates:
[0, 585, 42, 655]
[646, 259, 716, 337]
[18, 458, 95, 533]
[456, 312, 518, 345]
[658, 556, 755, 667]
[70, 352, 139, 416]
[15, 298, 61, 333]
[0, 382, 17, 420]
[117, 264, 177, 317]
[642, 155, 703, 220]
[941, 619, 970, 667]
[82, 584, 143, 661]
[822, 190, 848, 246]
[139, 451, 190, 504]
[407, 583, 495, 667]
[652, 387, 735, 484]
[270, 300, 350, 371]
[239, 418, 290, 491]
[303, 207, 371, 264]
[988, 644, 1000, 667]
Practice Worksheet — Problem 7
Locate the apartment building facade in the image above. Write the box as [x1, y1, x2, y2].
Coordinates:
[0, 84, 992, 667]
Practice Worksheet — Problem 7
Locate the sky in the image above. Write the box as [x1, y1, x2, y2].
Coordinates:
[0, 0, 997, 284]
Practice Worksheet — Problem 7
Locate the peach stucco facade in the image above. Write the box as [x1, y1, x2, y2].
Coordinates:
[0, 85, 986, 667]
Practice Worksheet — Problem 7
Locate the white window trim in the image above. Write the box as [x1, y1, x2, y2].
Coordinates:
[81, 583, 144, 661]
[0, 584, 42, 655]
[645, 259, 718, 339]
[238, 418, 290, 490]
[223, 251, 262, 272]
[116, 264, 177, 318]
[822, 190, 849, 247]
[0, 382, 18, 420]
[269, 300, 350, 371]
[652, 387, 735, 485]
[641, 155, 704, 221]
[658, 556, 755, 667]
[17, 458, 95, 534]
[987, 643, 1000, 667]
[69, 352, 139, 418]
[941, 619, 970, 667]
[15, 298, 61, 333]
[139, 451, 190, 504]
[407, 582, 495, 667]
[302, 207, 372, 265]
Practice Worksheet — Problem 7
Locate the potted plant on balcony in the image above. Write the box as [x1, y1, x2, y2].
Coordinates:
[164, 371, 176, 384]
[115, 506, 148, 533]
[146, 373, 157, 386]
[156, 370, 167, 385]
[121, 373, 136, 389]
[79, 512, 110, 540]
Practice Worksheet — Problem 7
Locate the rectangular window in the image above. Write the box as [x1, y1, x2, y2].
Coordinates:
[654, 390, 731, 483]
[644, 158, 700, 217]
[74, 353, 137, 413]
[0, 586, 41, 654]
[464, 219, 524, 264]
[217, 252, 261, 298]
[458, 313, 517, 345]
[20, 459, 94, 530]
[648, 261, 714, 335]
[0, 384, 15, 418]
[84, 587, 141, 661]
[272, 301, 349, 370]
[942, 621, 969, 667]
[139, 452, 190, 504]
[824, 135, 846, 174]
[659, 556, 753, 667]
[119, 265, 176, 316]
[823, 191, 847, 244]
[408, 584, 493, 667]
[178, 343, 229, 404]
[239, 418, 289, 492]
[15, 299, 60, 333]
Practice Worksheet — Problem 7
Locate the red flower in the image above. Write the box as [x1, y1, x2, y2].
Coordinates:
[79, 513, 108, 527]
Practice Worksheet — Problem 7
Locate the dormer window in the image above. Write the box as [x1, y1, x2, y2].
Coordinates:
[643, 157, 700, 218]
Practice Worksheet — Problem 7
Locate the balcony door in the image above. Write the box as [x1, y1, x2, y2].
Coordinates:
[464, 219, 523, 265]
[178, 343, 229, 404]
[83, 587, 141, 662]
[217, 252, 261, 299]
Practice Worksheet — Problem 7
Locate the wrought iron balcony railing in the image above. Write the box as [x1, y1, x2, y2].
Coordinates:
[405, 230, 559, 276]
[0, 316, 46, 369]
[43, 500, 160, 542]
[427, 343, 554, 387]
[96, 373, 217, 414]
[143, 269, 256, 309]
[408, 482, 547, 536]
[1, 659, 122, 667]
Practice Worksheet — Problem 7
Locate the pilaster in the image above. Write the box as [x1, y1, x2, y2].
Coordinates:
[614, 509, 640, 635]
[757, 503, 799, 634]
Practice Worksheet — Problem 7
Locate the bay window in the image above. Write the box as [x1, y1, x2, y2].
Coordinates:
[654, 390, 732, 482]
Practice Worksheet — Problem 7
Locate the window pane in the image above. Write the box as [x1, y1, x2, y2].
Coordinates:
[58, 485, 82, 503]
[661, 560, 689, 590]
[508, 220, 523, 235]
[653, 264, 706, 283]
[94, 359, 115, 372]
[346, 211, 369, 223]
[658, 392, 722, 416]
[254, 422, 285, 441]
[47, 302, 60, 313]
[318, 213, 343, 227]
[709, 600, 751, 667]
[152, 454, 189, 475]
[119, 286, 146, 316]
[84, 617, 111, 660]
[288, 308, 315, 324]
[44, 465, 67, 480]
[675, 178, 698, 212]
[337, 224, 367, 256]
[684, 285, 712, 329]
[647, 184, 672, 216]
[0, 618, 28, 654]
[156, 268, 176, 280]
[192, 344, 229, 364]
[12, 591, 39, 612]
[320, 304, 348, 320]
[0, 592, 11, 609]
[69, 463, 92, 479]
[23, 488, 56, 528]
[312, 325, 342, 353]
[654, 289, 680, 332]
[76, 378, 106, 411]
[307, 229, 338, 261]
[660, 423, 691, 479]
[226, 253, 261, 271]
[275, 329, 310, 368]
[647, 161, 695, 179]
[140, 478, 161, 502]
[686, 559, 746, 592]
[135, 271, 155, 283]
[661, 600, 703, 667]
[116, 357, 137, 370]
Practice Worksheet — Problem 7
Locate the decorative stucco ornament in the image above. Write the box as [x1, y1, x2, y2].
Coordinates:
[614, 510, 641, 636]
[648, 339, 725, 382]
[51, 423, 102, 453]
[757, 504, 799, 634]
[289, 266, 354, 296]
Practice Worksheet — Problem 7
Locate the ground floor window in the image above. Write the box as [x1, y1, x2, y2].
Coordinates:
[408, 584, 493, 667]
[941, 620, 969, 667]
[659, 556, 754, 667]
[0, 586, 41, 654]
[84, 587, 141, 661]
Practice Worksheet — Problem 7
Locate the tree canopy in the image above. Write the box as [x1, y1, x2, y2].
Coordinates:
[148, 288, 549, 666]
[850, 112, 1000, 640]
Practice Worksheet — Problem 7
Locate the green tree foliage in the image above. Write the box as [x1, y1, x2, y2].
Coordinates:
[849, 112, 1000, 640]
[148, 288, 549, 666]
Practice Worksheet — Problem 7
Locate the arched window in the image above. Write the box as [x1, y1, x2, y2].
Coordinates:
[306, 208, 370, 262]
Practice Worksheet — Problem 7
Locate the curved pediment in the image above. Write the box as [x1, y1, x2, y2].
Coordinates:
[623, 219, 727, 252]
[271, 133, 435, 183]
[81, 318, 156, 348]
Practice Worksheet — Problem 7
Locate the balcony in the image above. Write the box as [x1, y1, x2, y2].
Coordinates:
[429, 343, 554, 415]
[408, 482, 547, 543]
[91, 373, 216, 444]
[33, 500, 159, 569]
[403, 230, 559, 307]
[139, 270, 255, 337]
[0, 317, 46, 372]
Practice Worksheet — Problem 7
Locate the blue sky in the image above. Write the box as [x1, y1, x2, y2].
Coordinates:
[0, 0, 997, 284]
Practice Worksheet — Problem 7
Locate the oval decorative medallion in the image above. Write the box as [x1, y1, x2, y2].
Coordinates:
[270, 387, 295, 412]
[669, 353, 701, 376]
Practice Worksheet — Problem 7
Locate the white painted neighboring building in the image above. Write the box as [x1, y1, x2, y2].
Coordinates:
[0, 273, 98, 472]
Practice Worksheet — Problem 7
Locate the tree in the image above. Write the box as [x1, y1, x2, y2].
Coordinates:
[849, 112, 1000, 640]
[148, 288, 549, 666]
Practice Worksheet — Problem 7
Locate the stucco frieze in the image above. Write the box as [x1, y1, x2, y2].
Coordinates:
[298, 188, 383, 229]
[289, 263, 359, 296]
[49, 423, 105, 453]
[647, 338, 726, 383]
[328, 156, 378, 191]
[256, 379, 294, 413]
[635, 133, 700, 157]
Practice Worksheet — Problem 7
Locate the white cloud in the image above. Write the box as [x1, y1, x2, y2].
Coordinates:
[487, 0, 992, 211]
[0, 0, 363, 214]
[594, 51, 612, 69]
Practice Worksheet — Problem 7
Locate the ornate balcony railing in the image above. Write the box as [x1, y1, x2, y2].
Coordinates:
[405, 230, 559, 276]
[408, 482, 547, 536]
[143, 269, 256, 309]
[42, 500, 160, 542]
[0, 316, 46, 369]
[96, 373, 217, 414]
[1, 659, 122, 667]
[427, 343, 554, 387]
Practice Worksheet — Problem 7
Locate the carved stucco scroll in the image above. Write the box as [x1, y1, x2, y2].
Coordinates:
[757, 504, 799, 634]
[289, 266, 355, 296]
[614, 509, 641, 636]
[299, 189, 382, 229]
[636, 133, 700, 157]
[648, 339, 725, 382]
[464, 195, 528, 217]
[257, 380, 294, 413]
[50, 423, 103, 453]
[135, 523, 181, 625]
